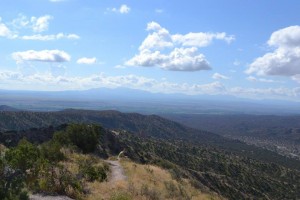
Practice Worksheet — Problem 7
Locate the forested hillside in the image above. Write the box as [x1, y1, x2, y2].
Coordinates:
[164, 114, 300, 159]
[0, 109, 299, 170]
[1, 123, 300, 199]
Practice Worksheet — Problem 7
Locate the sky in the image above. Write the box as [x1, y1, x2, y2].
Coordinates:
[1, 0, 300, 101]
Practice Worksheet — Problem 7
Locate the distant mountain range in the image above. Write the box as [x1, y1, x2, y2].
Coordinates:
[1, 88, 300, 114]
[0, 105, 21, 111]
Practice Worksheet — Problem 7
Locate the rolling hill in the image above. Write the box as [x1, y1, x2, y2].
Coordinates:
[1, 123, 300, 199]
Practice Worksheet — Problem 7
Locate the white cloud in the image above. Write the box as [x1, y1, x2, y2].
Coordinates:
[212, 73, 229, 80]
[1, 70, 300, 100]
[139, 22, 173, 51]
[0, 70, 224, 94]
[246, 76, 279, 83]
[268, 25, 300, 48]
[77, 57, 97, 65]
[11, 14, 30, 29]
[120, 4, 131, 14]
[108, 4, 131, 14]
[247, 26, 300, 79]
[21, 33, 80, 40]
[0, 22, 11, 37]
[126, 47, 211, 71]
[12, 50, 71, 63]
[172, 32, 235, 47]
[31, 15, 53, 32]
[2, 14, 79, 40]
[126, 21, 234, 71]
[0, 17, 16, 38]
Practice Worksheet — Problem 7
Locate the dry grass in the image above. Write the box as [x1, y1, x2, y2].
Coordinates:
[57, 151, 223, 200]
[85, 159, 223, 200]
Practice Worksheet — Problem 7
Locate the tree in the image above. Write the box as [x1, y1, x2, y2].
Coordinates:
[0, 154, 28, 200]
[68, 124, 101, 153]
[5, 139, 40, 172]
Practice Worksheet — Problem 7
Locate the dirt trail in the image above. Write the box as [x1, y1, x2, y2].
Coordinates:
[106, 160, 127, 183]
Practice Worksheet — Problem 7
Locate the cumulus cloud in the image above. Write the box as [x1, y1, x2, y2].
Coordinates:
[125, 21, 234, 71]
[12, 50, 71, 63]
[172, 32, 234, 47]
[108, 4, 131, 14]
[0, 17, 16, 38]
[31, 15, 52, 32]
[246, 26, 300, 79]
[77, 57, 97, 65]
[21, 33, 80, 40]
[212, 73, 229, 80]
[268, 26, 300, 48]
[0, 20, 10, 36]
[139, 22, 173, 51]
[126, 47, 211, 71]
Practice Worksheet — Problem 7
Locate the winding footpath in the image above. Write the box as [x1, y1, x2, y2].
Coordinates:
[105, 160, 127, 183]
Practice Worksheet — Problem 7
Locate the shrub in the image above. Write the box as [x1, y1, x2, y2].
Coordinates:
[40, 141, 65, 163]
[36, 164, 84, 199]
[78, 157, 108, 182]
[5, 139, 40, 172]
[0, 156, 28, 200]
[53, 124, 102, 154]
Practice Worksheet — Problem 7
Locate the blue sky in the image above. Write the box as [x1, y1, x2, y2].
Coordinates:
[1, 0, 300, 101]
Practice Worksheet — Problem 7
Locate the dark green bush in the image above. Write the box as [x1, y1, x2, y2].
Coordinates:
[5, 139, 40, 172]
[53, 124, 102, 154]
[78, 158, 108, 182]
[40, 141, 65, 163]
[0, 156, 28, 200]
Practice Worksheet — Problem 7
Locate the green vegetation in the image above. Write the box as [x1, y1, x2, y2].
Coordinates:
[78, 156, 108, 182]
[0, 110, 299, 170]
[0, 124, 109, 200]
[116, 132, 300, 200]
[0, 110, 300, 199]
[0, 154, 28, 200]
[53, 124, 101, 153]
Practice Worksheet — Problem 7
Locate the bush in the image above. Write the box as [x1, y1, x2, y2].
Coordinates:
[0, 156, 28, 200]
[78, 157, 108, 182]
[36, 164, 84, 199]
[5, 139, 40, 172]
[53, 124, 102, 154]
[40, 141, 65, 163]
